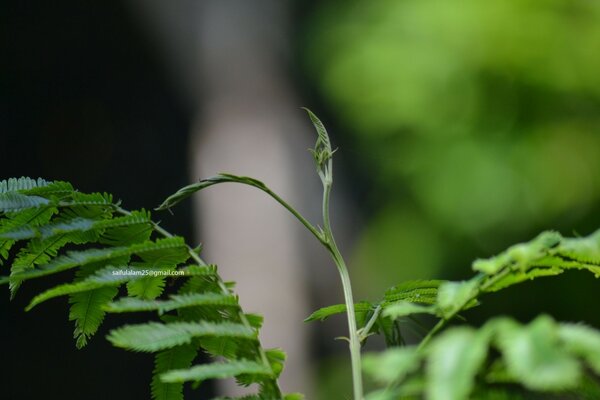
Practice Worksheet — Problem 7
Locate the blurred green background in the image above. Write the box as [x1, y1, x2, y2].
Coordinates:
[299, 0, 600, 396]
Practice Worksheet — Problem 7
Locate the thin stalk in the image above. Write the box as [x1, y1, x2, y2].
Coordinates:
[321, 177, 363, 400]
[359, 304, 382, 343]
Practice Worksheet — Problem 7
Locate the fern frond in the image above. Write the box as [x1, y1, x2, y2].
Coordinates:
[70, 285, 119, 349]
[107, 321, 257, 352]
[126, 270, 172, 300]
[483, 266, 563, 293]
[365, 315, 600, 400]
[29, 213, 151, 241]
[159, 360, 270, 383]
[9, 228, 100, 296]
[426, 327, 488, 400]
[493, 316, 581, 391]
[152, 345, 197, 400]
[124, 238, 191, 299]
[0, 206, 58, 263]
[156, 174, 268, 212]
[105, 293, 237, 314]
[0, 178, 287, 397]
[556, 230, 600, 266]
[99, 210, 152, 245]
[383, 301, 437, 319]
[26, 266, 140, 311]
[0, 193, 51, 213]
[304, 301, 373, 322]
[433, 229, 600, 325]
[7, 237, 188, 283]
[383, 280, 443, 305]
[558, 324, 600, 375]
[0, 177, 51, 193]
[179, 264, 217, 276]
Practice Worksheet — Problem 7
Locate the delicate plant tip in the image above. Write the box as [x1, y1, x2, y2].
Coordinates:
[302, 107, 335, 181]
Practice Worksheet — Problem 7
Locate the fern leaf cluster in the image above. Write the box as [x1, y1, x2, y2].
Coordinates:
[0, 177, 289, 399]
[364, 315, 600, 400]
[307, 229, 600, 350]
[306, 280, 446, 346]
[357, 229, 600, 399]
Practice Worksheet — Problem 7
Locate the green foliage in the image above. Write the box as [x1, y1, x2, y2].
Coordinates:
[0, 177, 287, 399]
[152, 345, 197, 400]
[105, 292, 238, 314]
[364, 315, 600, 400]
[107, 321, 256, 352]
[157, 174, 268, 213]
[160, 360, 271, 383]
[4, 112, 600, 400]
[358, 227, 600, 399]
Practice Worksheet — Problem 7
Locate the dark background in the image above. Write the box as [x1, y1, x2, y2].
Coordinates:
[1, 2, 200, 399]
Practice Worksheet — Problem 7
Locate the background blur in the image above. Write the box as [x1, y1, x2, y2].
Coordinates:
[2, 1, 600, 399]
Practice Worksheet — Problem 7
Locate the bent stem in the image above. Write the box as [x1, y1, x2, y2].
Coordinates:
[156, 109, 365, 399]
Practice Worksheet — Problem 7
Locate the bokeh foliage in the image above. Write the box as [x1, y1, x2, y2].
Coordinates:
[303, 0, 600, 294]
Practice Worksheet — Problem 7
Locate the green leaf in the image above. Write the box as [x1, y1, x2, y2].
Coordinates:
[124, 243, 191, 300]
[38, 213, 151, 241]
[60, 192, 114, 214]
[151, 344, 197, 400]
[0, 206, 58, 264]
[107, 321, 256, 352]
[304, 301, 372, 322]
[126, 274, 170, 300]
[494, 315, 581, 391]
[26, 265, 140, 311]
[0, 177, 51, 194]
[556, 229, 600, 266]
[9, 237, 188, 283]
[363, 347, 421, 384]
[244, 313, 264, 329]
[265, 348, 286, 379]
[98, 210, 153, 245]
[70, 285, 119, 349]
[160, 360, 270, 383]
[0, 193, 50, 213]
[21, 181, 74, 197]
[179, 264, 217, 276]
[156, 174, 268, 211]
[283, 394, 305, 400]
[302, 108, 332, 152]
[382, 301, 436, 319]
[473, 231, 562, 274]
[482, 267, 563, 293]
[302, 108, 335, 179]
[383, 279, 444, 305]
[436, 280, 479, 318]
[105, 292, 238, 314]
[426, 327, 488, 400]
[558, 323, 600, 374]
[9, 227, 101, 296]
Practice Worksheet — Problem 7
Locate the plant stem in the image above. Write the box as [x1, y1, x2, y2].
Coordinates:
[359, 304, 382, 342]
[321, 179, 363, 400]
